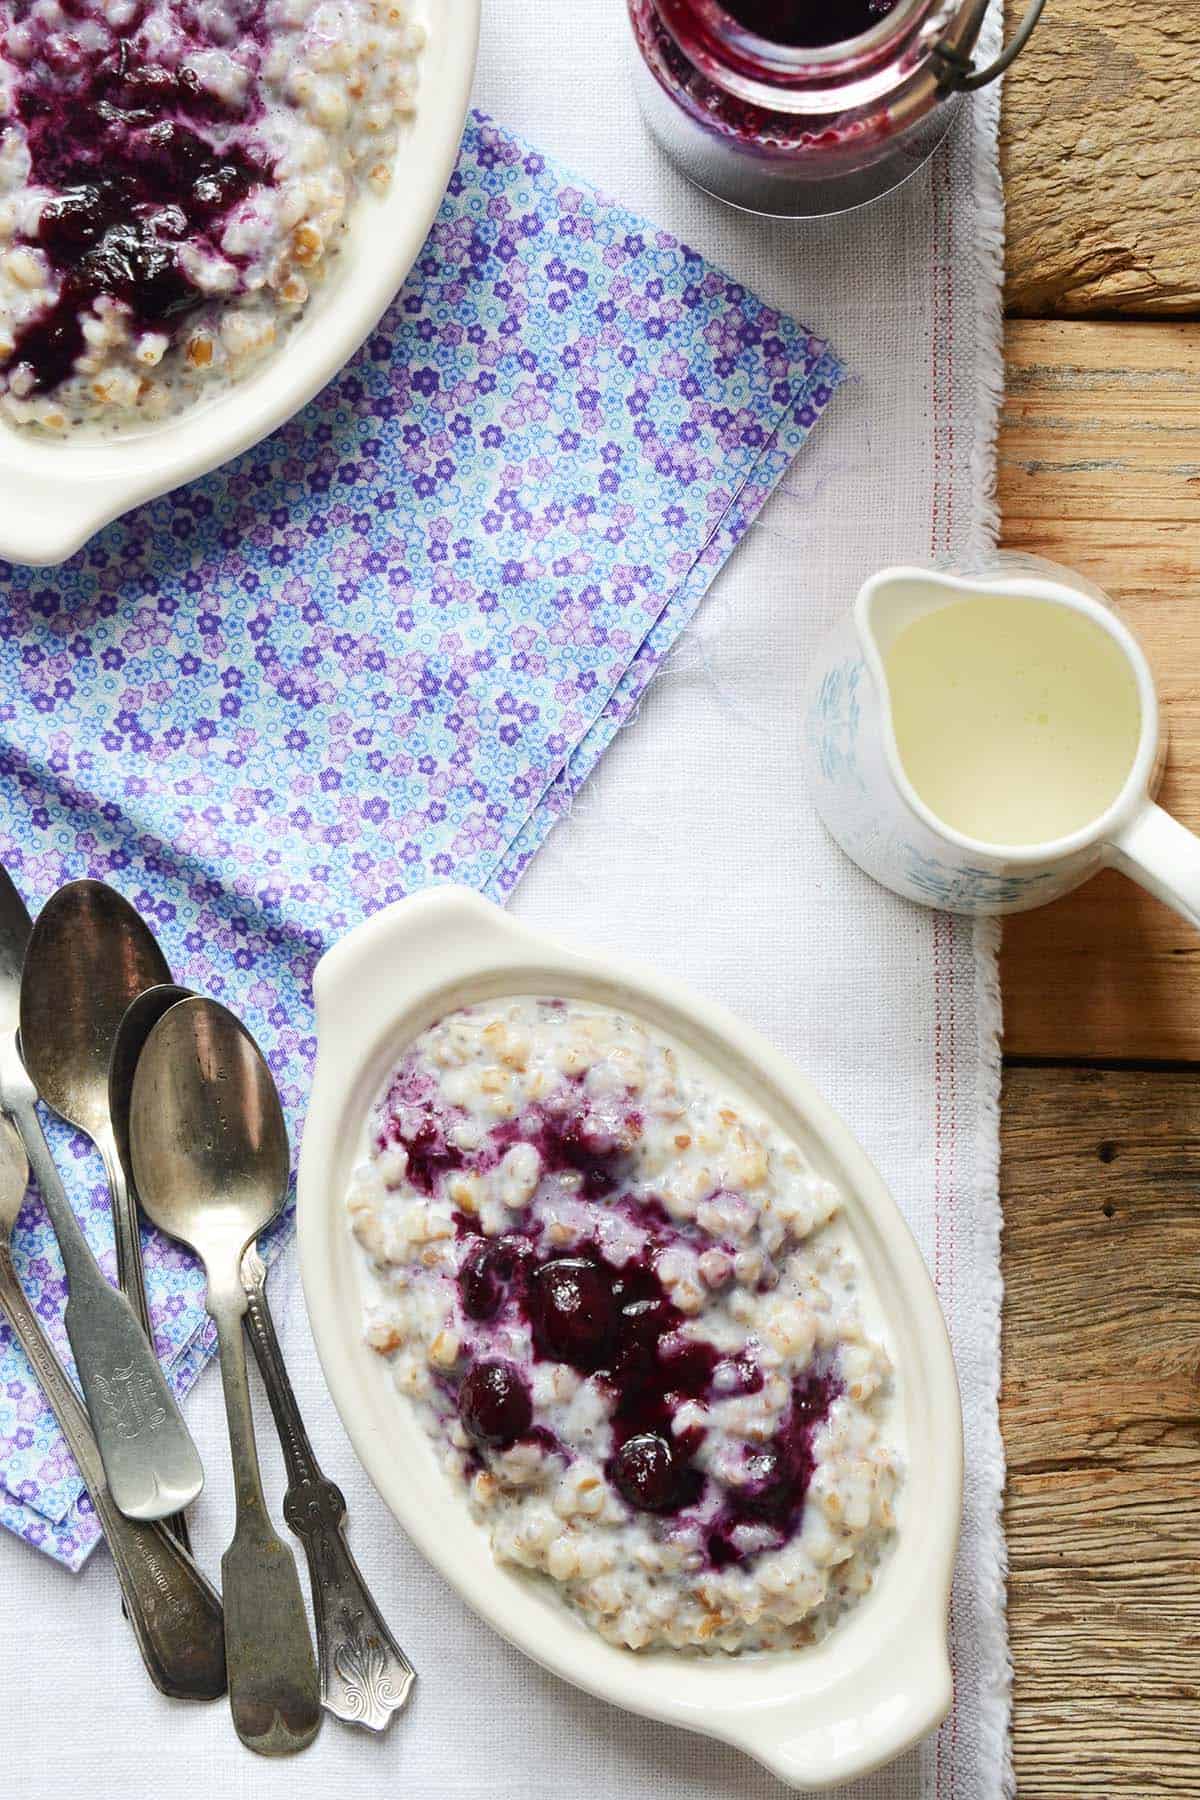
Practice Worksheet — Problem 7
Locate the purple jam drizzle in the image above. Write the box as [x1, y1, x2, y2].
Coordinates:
[720, 0, 898, 48]
[399, 1116, 466, 1195]
[6, 1, 271, 394]
[534, 1111, 638, 1199]
[705, 1366, 841, 1567]
[380, 1070, 640, 1203]
[718, 1353, 766, 1398]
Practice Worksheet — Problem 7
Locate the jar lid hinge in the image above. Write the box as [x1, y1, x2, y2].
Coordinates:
[933, 0, 1047, 92]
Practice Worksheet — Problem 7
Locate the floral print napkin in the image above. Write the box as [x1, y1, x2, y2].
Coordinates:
[0, 114, 842, 1566]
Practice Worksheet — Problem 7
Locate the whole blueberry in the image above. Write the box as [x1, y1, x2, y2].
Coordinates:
[459, 1236, 527, 1321]
[458, 1360, 532, 1449]
[610, 1433, 682, 1512]
[528, 1256, 615, 1369]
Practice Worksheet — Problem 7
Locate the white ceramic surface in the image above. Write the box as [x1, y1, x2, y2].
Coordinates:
[297, 886, 963, 1792]
[802, 555, 1200, 925]
[0, 0, 480, 568]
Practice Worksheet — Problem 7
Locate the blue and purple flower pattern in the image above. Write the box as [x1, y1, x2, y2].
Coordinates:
[0, 115, 842, 1566]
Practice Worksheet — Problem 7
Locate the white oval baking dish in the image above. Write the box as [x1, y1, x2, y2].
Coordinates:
[0, 0, 480, 567]
[297, 887, 962, 1791]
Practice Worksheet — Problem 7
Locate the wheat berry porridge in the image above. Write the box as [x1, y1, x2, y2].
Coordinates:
[0, 0, 423, 429]
[347, 996, 902, 1654]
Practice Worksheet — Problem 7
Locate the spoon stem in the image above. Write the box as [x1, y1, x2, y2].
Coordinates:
[96, 1127, 191, 1553]
[0, 1039, 203, 1524]
[210, 1280, 321, 1757]
[97, 1128, 150, 1331]
[213, 1282, 269, 1524]
[0, 1235, 225, 1700]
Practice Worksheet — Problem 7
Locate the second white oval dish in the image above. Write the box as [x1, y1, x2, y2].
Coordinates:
[297, 887, 962, 1791]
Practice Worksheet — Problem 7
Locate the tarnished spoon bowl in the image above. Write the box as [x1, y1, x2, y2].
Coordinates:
[109, 984, 196, 1185]
[20, 880, 171, 1325]
[131, 999, 288, 1264]
[21, 880, 170, 1159]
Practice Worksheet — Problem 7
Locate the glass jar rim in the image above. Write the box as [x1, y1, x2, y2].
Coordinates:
[651, 0, 969, 111]
[689, 0, 931, 72]
[651, 0, 971, 112]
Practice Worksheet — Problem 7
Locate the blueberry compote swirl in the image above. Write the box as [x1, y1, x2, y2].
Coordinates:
[455, 1196, 839, 1564]
[350, 997, 900, 1654]
[0, 0, 419, 425]
[1, 0, 272, 397]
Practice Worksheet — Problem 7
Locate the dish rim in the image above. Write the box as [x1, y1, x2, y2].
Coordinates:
[296, 886, 963, 1791]
[0, 0, 481, 567]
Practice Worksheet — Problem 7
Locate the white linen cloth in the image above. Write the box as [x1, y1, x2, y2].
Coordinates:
[0, 4, 1009, 1795]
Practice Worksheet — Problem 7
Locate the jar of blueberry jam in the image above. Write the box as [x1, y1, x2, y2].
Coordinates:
[628, 0, 1045, 217]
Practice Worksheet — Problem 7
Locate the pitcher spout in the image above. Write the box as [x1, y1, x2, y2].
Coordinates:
[854, 566, 965, 675]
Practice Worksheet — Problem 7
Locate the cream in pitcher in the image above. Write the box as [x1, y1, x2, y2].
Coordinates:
[803, 557, 1200, 925]
[885, 593, 1141, 846]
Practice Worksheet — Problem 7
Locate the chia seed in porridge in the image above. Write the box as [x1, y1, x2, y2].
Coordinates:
[0, 0, 423, 429]
[347, 996, 902, 1655]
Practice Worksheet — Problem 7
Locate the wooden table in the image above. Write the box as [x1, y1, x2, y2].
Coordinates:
[1000, 5, 1200, 1790]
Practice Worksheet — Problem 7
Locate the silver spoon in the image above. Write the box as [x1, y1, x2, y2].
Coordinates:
[21, 884, 191, 1549]
[109, 983, 195, 1187]
[0, 867, 202, 1523]
[112, 985, 415, 1731]
[0, 1108, 226, 1700]
[130, 996, 321, 1757]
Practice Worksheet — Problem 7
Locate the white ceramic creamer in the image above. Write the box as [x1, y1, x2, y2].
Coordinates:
[802, 556, 1200, 922]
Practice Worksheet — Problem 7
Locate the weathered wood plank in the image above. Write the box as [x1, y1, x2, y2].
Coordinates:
[1001, 0, 1200, 317]
[998, 317, 1200, 1060]
[1002, 1065, 1200, 1795]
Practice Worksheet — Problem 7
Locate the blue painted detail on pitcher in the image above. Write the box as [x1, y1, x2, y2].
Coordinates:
[898, 848, 1057, 910]
[812, 657, 868, 794]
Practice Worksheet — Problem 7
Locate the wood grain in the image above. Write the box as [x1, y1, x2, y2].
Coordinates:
[998, 20, 1200, 1799]
[1001, 0, 1200, 317]
[998, 317, 1200, 1060]
[1002, 1065, 1200, 1795]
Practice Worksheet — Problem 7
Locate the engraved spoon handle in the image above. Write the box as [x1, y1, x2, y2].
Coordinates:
[210, 1279, 321, 1756]
[0, 1239, 225, 1699]
[0, 1065, 202, 1522]
[242, 1248, 415, 1730]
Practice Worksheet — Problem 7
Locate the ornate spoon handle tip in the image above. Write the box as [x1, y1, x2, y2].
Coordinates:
[243, 1247, 415, 1730]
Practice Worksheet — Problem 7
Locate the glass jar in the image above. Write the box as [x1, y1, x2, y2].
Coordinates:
[628, 0, 1044, 218]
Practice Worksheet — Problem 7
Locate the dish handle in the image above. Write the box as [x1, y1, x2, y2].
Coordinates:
[742, 1619, 952, 1791]
[311, 885, 538, 1054]
[0, 466, 145, 568]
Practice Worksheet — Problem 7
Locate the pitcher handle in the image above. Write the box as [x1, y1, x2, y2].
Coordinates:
[1110, 803, 1200, 931]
